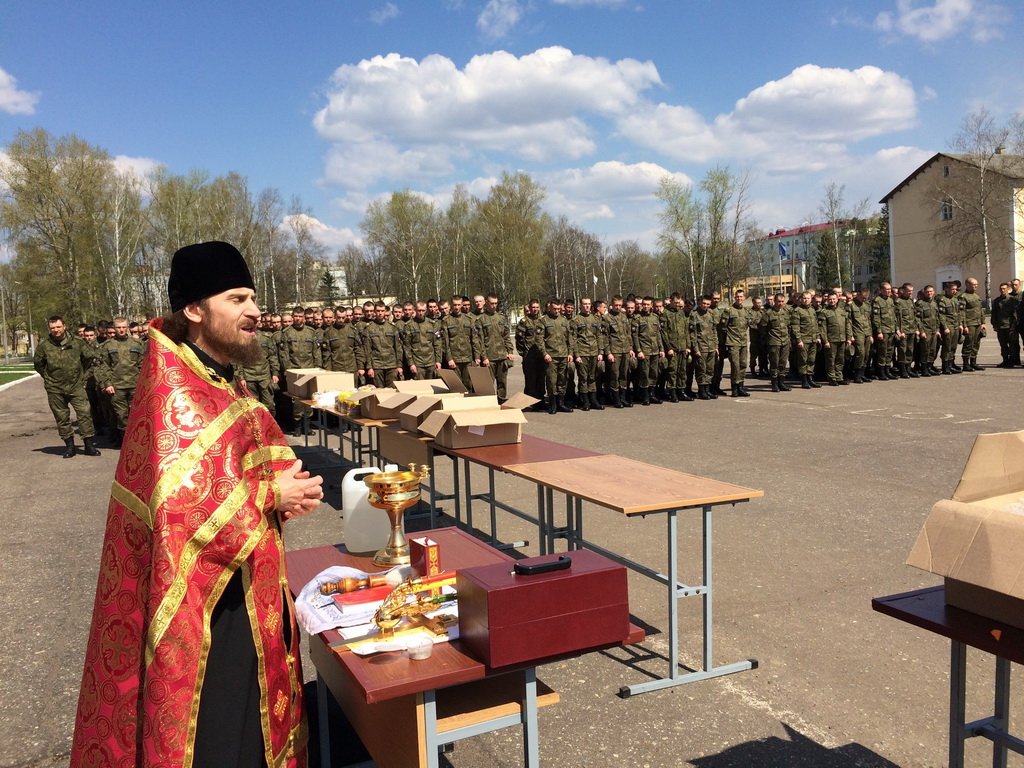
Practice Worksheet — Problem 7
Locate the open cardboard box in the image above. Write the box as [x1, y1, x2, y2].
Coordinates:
[418, 393, 537, 449]
[355, 378, 456, 420]
[285, 368, 356, 399]
[399, 392, 467, 432]
[906, 430, 1024, 628]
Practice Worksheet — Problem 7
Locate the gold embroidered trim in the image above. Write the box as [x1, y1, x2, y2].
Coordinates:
[145, 476, 251, 665]
[243, 561, 277, 765]
[110, 480, 153, 529]
[242, 445, 296, 472]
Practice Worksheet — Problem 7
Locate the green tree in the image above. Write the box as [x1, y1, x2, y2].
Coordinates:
[866, 204, 891, 286]
[362, 190, 437, 301]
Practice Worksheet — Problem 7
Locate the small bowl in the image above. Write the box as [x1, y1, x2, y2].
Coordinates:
[405, 635, 434, 661]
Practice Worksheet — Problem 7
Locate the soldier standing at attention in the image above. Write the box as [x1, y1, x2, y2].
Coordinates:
[238, 313, 280, 416]
[541, 297, 575, 414]
[871, 283, 898, 380]
[760, 293, 792, 393]
[689, 296, 719, 400]
[98, 316, 145, 446]
[34, 315, 102, 457]
[959, 277, 985, 371]
[570, 296, 606, 410]
[443, 294, 476, 390]
[279, 305, 321, 434]
[790, 292, 821, 389]
[515, 299, 545, 407]
[475, 293, 514, 401]
[1011, 278, 1024, 362]
[818, 292, 852, 385]
[404, 300, 442, 380]
[661, 293, 692, 402]
[362, 301, 404, 387]
[602, 295, 634, 408]
[709, 291, 728, 396]
[914, 285, 941, 375]
[936, 283, 963, 374]
[848, 288, 873, 383]
[894, 283, 920, 379]
[748, 296, 768, 378]
[719, 290, 752, 397]
[991, 282, 1019, 367]
[631, 296, 666, 405]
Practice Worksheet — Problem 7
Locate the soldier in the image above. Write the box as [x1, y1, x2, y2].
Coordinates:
[719, 290, 753, 397]
[238, 313, 279, 416]
[848, 288, 873, 383]
[362, 301, 404, 387]
[631, 297, 666, 405]
[960, 277, 985, 371]
[426, 299, 441, 320]
[1012, 278, 1024, 362]
[818, 292, 852, 385]
[914, 285, 941, 375]
[790, 292, 821, 389]
[748, 296, 768, 378]
[661, 293, 692, 402]
[894, 282, 920, 378]
[709, 291, 728, 396]
[689, 296, 719, 400]
[81, 325, 106, 434]
[936, 282, 963, 374]
[570, 296, 605, 410]
[871, 283, 898, 380]
[442, 294, 476, 390]
[97, 316, 146, 446]
[34, 315, 101, 457]
[278, 305, 321, 434]
[540, 297, 575, 414]
[602, 295, 634, 408]
[515, 299, 545, 407]
[474, 293, 514, 401]
[760, 294, 792, 392]
[403, 301, 442, 380]
[991, 282, 1019, 367]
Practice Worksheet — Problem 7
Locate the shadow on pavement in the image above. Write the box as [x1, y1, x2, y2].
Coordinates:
[689, 723, 900, 768]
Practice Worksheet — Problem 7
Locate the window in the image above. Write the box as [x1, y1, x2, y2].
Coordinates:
[940, 197, 953, 221]
[943, 165, 950, 177]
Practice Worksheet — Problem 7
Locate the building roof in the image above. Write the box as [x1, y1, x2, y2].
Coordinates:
[766, 222, 838, 240]
[879, 151, 1024, 204]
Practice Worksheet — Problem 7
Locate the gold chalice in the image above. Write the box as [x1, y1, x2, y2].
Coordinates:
[365, 464, 430, 567]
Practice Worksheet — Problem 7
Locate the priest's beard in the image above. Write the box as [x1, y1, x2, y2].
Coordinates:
[202, 315, 264, 367]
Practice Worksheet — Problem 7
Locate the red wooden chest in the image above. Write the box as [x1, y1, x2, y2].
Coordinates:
[456, 550, 630, 668]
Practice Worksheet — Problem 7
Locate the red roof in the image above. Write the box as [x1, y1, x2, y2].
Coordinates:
[767, 222, 839, 240]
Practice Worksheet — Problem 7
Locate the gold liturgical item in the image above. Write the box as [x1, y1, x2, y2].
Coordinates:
[364, 463, 430, 567]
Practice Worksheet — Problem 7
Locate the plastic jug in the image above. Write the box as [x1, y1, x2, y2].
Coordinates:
[341, 464, 397, 554]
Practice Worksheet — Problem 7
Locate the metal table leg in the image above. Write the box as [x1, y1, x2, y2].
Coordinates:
[950, 639, 967, 768]
[317, 673, 332, 768]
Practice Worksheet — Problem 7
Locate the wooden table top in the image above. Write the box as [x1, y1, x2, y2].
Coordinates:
[433, 433, 604, 471]
[872, 586, 1024, 664]
[501, 453, 764, 515]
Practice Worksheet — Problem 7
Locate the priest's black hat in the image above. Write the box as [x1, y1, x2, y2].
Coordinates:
[168, 241, 255, 313]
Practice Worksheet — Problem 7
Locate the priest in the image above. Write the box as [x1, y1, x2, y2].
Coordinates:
[71, 241, 323, 767]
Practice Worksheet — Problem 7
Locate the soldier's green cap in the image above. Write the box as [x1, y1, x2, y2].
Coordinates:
[168, 241, 255, 313]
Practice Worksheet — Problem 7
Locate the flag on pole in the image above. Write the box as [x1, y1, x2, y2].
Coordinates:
[593, 274, 598, 285]
[778, 241, 788, 258]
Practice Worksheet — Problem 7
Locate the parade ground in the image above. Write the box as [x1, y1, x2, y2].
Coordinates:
[3, 347, 1024, 768]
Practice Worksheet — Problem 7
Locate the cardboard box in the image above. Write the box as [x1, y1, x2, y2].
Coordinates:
[398, 393, 466, 432]
[417, 394, 536, 449]
[285, 368, 356, 399]
[378, 426, 433, 467]
[906, 430, 1024, 629]
[456, 550, 630, 668]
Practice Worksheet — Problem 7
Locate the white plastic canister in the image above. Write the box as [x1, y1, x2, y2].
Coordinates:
[341, 464, 397, 554]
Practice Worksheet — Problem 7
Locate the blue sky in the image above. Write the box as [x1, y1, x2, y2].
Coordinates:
[0, 0, 1019, 253]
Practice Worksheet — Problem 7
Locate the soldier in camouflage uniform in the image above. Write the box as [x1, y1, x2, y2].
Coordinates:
[790, 292, 821, 389]
[991, 282, 1019, 367]
[443, 295, 477, 390]
[894, 282, 920, 379]
[709, 291, 728, 396]
[239, 318, 279, 416]
[818, 292, 852, 385]
[959, 277, 985, 371]
[473, 293, 514, 400]
[515, 299, 545, 407]
[540, 298, 575, 414]
[871, 283, 898, 380]
[34, 315, 101, 457]
[689, 296, 719, 400]
[760, 294, 792, 393]
[97, 316, 146, 446]
[661, 293, 693, 402]
[362, 301, 404, 387]
[718, 290, 753, 397]
[848, 289, 873, 383]
[602, 295, 634, 408]
[936, 283, 963, 374]
[748, 296, 768, 378]
[570, 296, 606, 410]
[322, 306, 360, 375]
[403, 301, 442, 380]
[278, 305, 322, 434]
[631, 297, 666, 405]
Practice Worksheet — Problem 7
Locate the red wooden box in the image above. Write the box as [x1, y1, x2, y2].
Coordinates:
[456, 550, 630, 668]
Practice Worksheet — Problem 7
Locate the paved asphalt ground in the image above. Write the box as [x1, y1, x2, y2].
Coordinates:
[3, 347, 1024, 768]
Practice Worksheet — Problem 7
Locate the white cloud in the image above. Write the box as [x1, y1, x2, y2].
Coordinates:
[370, 2, 400, 25]
[551, 0, 633, 6]
[874, 0, 1009, 43]
[314, 47, 661, 186]
[112, 155, 161, 180]
[477, 0, 524, 39]
[0, 67, 39, 115]
[542, 161, 690, 221]
[281, 212, 359, 251]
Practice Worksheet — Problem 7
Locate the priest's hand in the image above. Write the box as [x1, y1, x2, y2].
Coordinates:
[276, 459, 324, 520]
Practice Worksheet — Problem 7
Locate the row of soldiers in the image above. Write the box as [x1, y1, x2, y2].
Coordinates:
[33, 316, 147, 456]
[512, 277, 1000, 410]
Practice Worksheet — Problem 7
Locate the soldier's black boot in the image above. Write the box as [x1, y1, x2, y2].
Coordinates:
[961, 358, 973, 372]
[941, 360, 952, 375]
[738, 383, 751, 397]
[971, 358, 982, 371]
[590, 392, 604, 410]
[778, 375, 791, 392]
[950, 361, 962, 373]
[678, 387, 695, 402]
[557, 396, 573, 413]
[697, 385, 711, 400]
[611, 390, 623, 408]
[899, 363, 911, 379]
[801, 374, 812, 389]
[907, 364, 920, 378]
[62, 437, 77, 458]
[547, 397, 558, 414]
[649, 387, 662, 404]
[579, 394, 590, 411]
[665, 388, 678, 403]
[83, 437, 101, 457]
[112, 429, 124, 448]
[708, 384, 719, 399]
[640, 388, 651, 405]
[771, 377, 780, 392]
